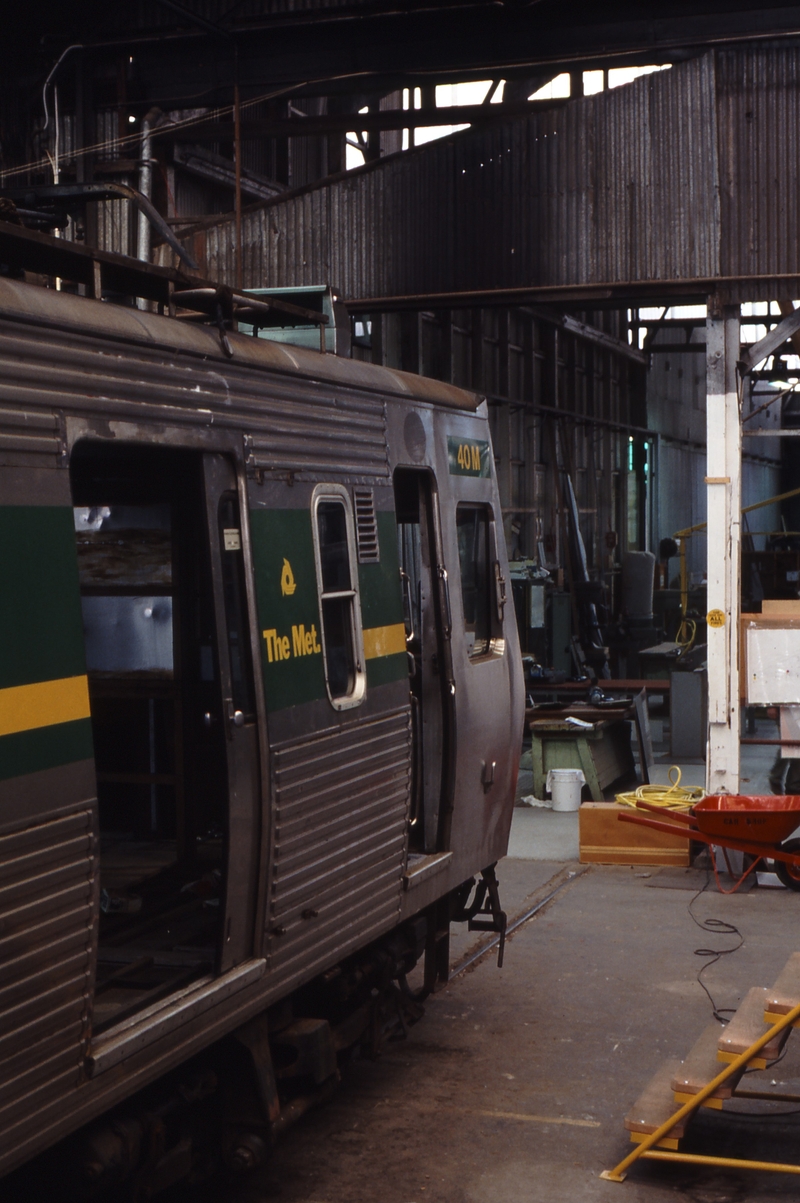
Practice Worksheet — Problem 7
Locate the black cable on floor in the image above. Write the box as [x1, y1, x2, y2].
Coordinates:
[721, 1106, 800, 1119]
[742, 1042, 790, 1076]
[687, 867, 744, 1024]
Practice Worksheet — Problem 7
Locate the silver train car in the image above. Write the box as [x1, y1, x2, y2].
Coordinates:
[0, 273, 523, 1194]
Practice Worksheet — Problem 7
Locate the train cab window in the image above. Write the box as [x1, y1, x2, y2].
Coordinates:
[312, 485, 366, 709]
[456, 503, 494, 659]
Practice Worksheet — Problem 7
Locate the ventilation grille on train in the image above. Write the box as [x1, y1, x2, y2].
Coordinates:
[354, 488, 380, 563]
[267, 707, 410, 989]
[0, 810, 96, 1167]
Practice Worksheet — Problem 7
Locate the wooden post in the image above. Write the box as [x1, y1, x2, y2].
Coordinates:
[705, 301, 740, 793]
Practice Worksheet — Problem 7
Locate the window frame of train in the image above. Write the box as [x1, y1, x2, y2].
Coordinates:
[455, 502, 507, 661]
[311, 483, 367, 710]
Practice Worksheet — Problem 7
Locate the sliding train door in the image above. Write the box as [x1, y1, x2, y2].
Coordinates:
[71, 443, 261, 1031]
[439, 422, 525, 867]
[393, 468, 454, 854]
[202, 454, 261, 973]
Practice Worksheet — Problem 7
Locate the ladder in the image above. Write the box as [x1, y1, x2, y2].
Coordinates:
[603, 952, 800, 1182]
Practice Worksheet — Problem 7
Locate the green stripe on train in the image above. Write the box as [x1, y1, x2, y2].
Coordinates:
[0, 719, 94, 784]
[250, 508, 329, 711]
[250, 508, 406, 712]
[0, 507, 87, 691]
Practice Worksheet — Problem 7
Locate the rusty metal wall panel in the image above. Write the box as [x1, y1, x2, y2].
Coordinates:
[717, 45, 800, 279]
[267, 707, 410, 984]
[0, 810, 96, 1163]
[168, 54, 722, 297]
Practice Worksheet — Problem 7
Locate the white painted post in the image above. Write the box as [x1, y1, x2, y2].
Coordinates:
[705, 303, 741, 794]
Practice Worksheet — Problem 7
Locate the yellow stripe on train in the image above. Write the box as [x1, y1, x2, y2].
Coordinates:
[362, 623, 406, 660]
[0, 675, 91, 738]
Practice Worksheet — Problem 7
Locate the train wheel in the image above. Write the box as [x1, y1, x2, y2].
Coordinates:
[775, 840, 800, 890]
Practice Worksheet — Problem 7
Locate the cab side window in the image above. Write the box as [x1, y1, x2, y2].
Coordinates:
[312, 486, 366, 708]
[456, 503, 499, 660]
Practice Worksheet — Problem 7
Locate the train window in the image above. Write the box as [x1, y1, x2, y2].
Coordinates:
[312, 485, 366, 709]
[456, 504, 494, 659]
[74, 504, 174, 674]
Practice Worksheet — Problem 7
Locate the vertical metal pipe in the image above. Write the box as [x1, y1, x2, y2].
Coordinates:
[137, 108, 161, 263]
[53, 87, 62, 289]
[52, 86, 61, 185]
[137, 108, 162, 310]
[705, 300, 741, 793]
[235, 82, 243, 291]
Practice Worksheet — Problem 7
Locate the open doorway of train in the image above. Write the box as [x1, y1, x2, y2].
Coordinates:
[393, 468, 452, 854]
[70, 444, 260, 1034]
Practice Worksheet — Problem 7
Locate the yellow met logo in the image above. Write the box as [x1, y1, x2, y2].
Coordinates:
[281, 558, 297, 596]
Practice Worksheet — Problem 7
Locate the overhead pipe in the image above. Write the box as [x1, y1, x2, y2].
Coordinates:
[1, 183, 197, 270]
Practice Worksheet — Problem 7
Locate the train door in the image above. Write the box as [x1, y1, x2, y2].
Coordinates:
[393, 468, 454, 853]
[70, 444, 260, 1033]
[202, 454, 261, 972]
[442, 425, 525, 866]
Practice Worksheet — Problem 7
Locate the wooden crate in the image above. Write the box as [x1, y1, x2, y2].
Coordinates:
[579, 802, 690, 866]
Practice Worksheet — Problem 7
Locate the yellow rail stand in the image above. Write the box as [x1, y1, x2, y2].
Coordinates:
[601, 998, 800, 1183]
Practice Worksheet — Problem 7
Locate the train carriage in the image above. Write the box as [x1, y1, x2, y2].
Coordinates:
[0, 267, 523, 1193]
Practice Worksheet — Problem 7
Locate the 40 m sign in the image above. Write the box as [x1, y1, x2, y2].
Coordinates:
[447, 436, 491, 478]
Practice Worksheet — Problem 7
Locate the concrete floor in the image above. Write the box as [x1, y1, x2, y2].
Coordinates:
[215, 853, 800, 1203]
[199, 776, 800, 1203]
[180, 726, 800, 1203]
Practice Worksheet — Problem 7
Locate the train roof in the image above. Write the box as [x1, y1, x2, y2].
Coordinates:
[0, 276, 483, 413]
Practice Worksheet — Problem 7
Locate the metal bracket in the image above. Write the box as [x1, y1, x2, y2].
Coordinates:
[455, 864, 507, 968]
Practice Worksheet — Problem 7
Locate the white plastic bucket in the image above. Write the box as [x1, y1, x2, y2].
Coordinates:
[546, 768, 585, 812]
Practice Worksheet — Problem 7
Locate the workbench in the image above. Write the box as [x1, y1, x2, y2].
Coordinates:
[528, 705, 637, 801]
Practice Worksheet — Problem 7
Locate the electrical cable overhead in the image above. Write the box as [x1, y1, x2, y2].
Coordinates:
[1, 63, 408, 185]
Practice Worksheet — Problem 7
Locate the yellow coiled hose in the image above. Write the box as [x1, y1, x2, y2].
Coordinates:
[616, 764, 704, 812]
[676, 617, 697, 653]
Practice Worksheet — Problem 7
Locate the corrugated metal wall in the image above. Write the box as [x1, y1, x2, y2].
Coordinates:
[168, 52, 722, 294]
[717, 45, 800, 280]
[163, 45, 800, 299]
[149, 43, 795, 608]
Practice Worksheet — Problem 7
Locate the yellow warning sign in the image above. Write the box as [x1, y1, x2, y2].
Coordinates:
[707, 609, 726, 628]
[281, 558, 297, 596]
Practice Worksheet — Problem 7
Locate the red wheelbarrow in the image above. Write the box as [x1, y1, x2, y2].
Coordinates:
[619, 795, 800, 890]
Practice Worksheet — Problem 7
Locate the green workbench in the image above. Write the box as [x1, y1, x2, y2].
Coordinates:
[528, 709, 636, 802]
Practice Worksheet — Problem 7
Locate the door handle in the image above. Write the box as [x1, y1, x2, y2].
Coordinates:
[437, 565, 452, 638]
[493, 560, 507, 620]
[225, 699, 245, 732]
